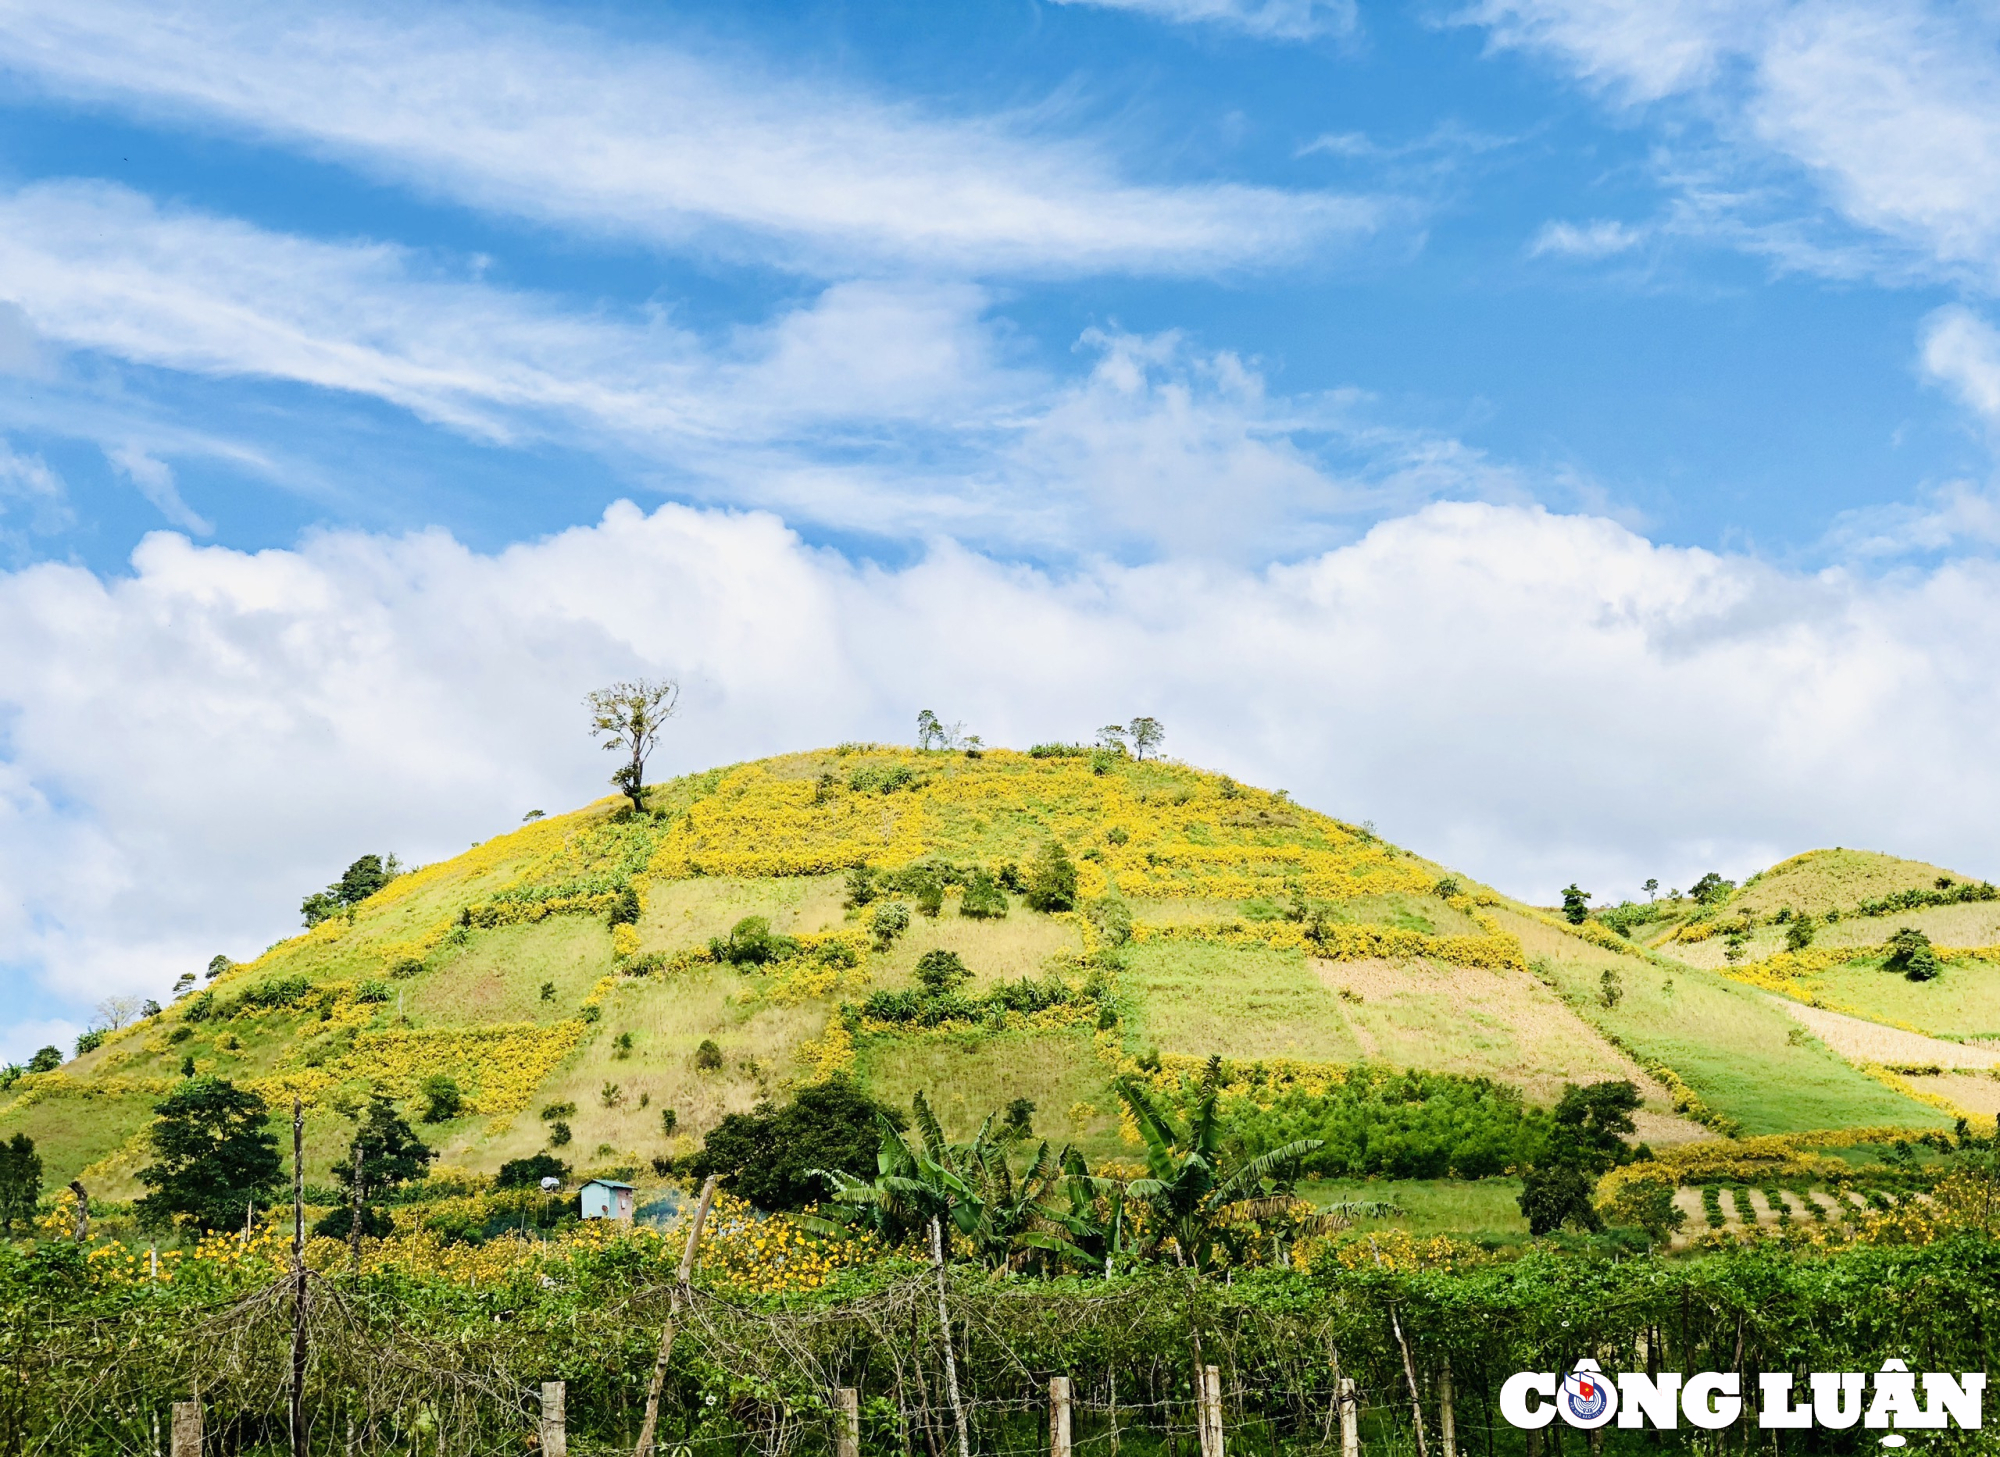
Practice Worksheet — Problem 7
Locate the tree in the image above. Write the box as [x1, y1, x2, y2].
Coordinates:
[1599, 968, 1623, 1009]
[206, 954, 232, 981]
[301, 855, 401, 928]
[135, 1076, 283, 1232]
[497, 1153, 571, 1189]
[687, 1077, 905, 1211]
[1561, 884, 1591, 925]
[1000, 1098, 1035, 1141]
[1887, 926, 1941, 981]
[914, 950, 972, 996]
[95, 994, 144, 1031]
[917, 710, 944, 750]
[1689, 871, 1734, 906]
[27, 1046, 61, 1073]
[0, 1133, 42, 1234]
[313, 1094, 435, 1241]
[1128, 717, 1164, 762]
[1517, 1080, 1640, 1237]
[1551, 1079, 1641, 1168]
[1096, 725, 1128, 753]
[959, 870, 1008, 919]
[1517, 1158, 1601, 1236]
[1643, 878, 1659, 901]
[587, 677, 680, 812]
[419, 1075, 463, 1123]
[1025, 841, 1079, 913]
[1785, 914, 1818, 952]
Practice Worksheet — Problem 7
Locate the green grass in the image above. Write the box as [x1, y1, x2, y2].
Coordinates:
[1734, 847, 1970, 918]
[410, 917, 614, 1025]
[1781, 959, 2000, 1038]
[1297, 1176, 1528, 1240]
[1494, 908, 1949, 1133]
[857, 1028, 1125, 1153]
[1119, 941, 1363, 1063]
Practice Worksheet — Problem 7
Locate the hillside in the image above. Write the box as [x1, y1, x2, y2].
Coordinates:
[3, 748, 1964, 1200]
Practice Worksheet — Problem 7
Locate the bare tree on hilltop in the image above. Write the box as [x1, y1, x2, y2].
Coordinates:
[588, 678, 680, 813]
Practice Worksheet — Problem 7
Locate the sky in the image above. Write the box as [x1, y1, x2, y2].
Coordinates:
[6, 0, 2000, 1060]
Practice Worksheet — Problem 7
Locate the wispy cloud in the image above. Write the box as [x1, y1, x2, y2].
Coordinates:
[0, 0, 1380, 275]
[1528, 218, 1646, 258]
[1049, 0, 1356, 41]
[108, 446, 211, 534]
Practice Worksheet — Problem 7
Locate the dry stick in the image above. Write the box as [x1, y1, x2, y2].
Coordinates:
[349, 1139, 365, 1271]
[291, 1097, 309, 1457]
[69, 1180, 89, 1243]
[930, 1216, 972, 1457]
[634, 1175, 719, 1457]
[1368, 1237, 1430, 1457]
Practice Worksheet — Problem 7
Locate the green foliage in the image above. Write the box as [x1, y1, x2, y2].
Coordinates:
[355, 979, 391, 1004]
[26, 1046, 60, 1074]
[913, 949, 971, 996]
[1000, 1098, 1035, 1140]
[235, 975, 314, 1012]
[686, 1077, 905, 1210]
[606, 886, 641, 926]
[419, 1075, 463, 1124]
[1597, 1170, 1684, 1241]
[1856, 879, 1999, 918]
[135, 1076, 283, 1232]
[1597, 900, 1668, 937]
[958, 869, 1009, 919]
[1085, 894, 1133, 946]
[1025, 841, 1079, 913]
[710, 915, 798, 967]
[1785, 913, 1819, 951]
[73, 1030, 104, 1057]
[911, 872, 945, 919]
[302, 854, 399, 927]
[660, 1107, 678, 1136]
[205, 954, 232, 980]
[1691, 871, 1735, 905]
[848, 763, 918, 795]
[856, 967, 1100, 1032]
[548, 1121, 572, 1147]
[314, 1094, 436, 1241]
[844, 864, 881, 907]
[0, 1133, 42, 1234]
[588, 677, 679, 812]
[868, 900, 911, 949]
[1887, 926, 1942, 981]
[1128, 717, 1164, 761]
[1560, 883, 1590, 925]
[1599, 968, 1623, 1009]
[694, 1039, 724, 1072]
[495, 1153, 570, 1188]
[1517, 1158, 1601, 1236]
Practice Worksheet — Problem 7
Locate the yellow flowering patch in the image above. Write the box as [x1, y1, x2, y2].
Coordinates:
[334, 1022, 586, 1114]
[1129, 918, 1526, 971]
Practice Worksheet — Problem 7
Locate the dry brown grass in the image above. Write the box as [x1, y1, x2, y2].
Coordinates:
[1771, 998, 2000, 1069]
[1735, 848, 1972, 917]
[1900, 1071, 2000, 1118]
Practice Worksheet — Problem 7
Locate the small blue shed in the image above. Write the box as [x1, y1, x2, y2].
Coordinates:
[580, 1179, 635, 1221]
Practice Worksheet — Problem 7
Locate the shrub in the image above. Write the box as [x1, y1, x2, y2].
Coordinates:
[1088, 749, 1120, 776]
[388, 957, 425, 980]
[540, 1101, 577, 1121]
[600, 1082, 623, 1108]
[1000, 1097, 1035, 1140]
[1106, 827, 1130, 846]
[1027, 742, 1089, 758]
[959, 870, 1009, 919]
[419, 1075, 463, 1124]
[1432, 876, 1461, 899]
[1690, 871, 1735, 906]
[607, 886, 641, 926]
[869, 900, 911, 949]
[183, 992, 215, 1023]
[914, 950, 972, 996]
[848, 763, 917, 795]
[660, 1107, 678, 1136]
[1085, 895, 1133, 947]
[694, 1039, 724, 1072]
[1785, 914, 1818, 952]
[168, 1025, 193, 1044]
[74, 1030, 105, 1057]
[26, 1046, 60, 1074]
[496, 1153, 570, 1189]
[710, 916, 797, 967]
[1561, 884, 1590, 925]
[238, 976, 314, 1012]
[1025, 842, 1079, 913]
[1599, 968, 1623, 1009]
[355, 980, 391, 1004]
[844, 864, 881, 908]
[685, 1077, 904, 1211]
[612, 1032, 633, 1059]
[1886, 927, 1941, 981]
[548, 1121, 572, 1147]
[539, 981, 556, 1001]
[911, 873, 945, 919]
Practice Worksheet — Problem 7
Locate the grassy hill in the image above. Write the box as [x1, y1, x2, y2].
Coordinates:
[3, 748, 1965, 1200]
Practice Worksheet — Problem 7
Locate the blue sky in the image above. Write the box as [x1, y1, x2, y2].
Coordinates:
[5, 0, 2000, 1059]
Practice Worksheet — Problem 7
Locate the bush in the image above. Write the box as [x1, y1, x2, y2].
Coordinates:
[694, 1039, 724, 1072]
[238, 976, 314, 1012]
[1887, 926, 1941, 981]
[710, 916, 797, 967]
[74, 1030, 105, 1057]
[607, 887, 641, 926]
[959, 870, 1009, 919]
[183, 992, 215, 1023]
[914, 950, 971, 995]
[869, 900, 911, 949]
[1028, 742, 1089, 758]
[540, 1102, 577, 1121]
[496, 1153, 570, 1189]
[660, 1107, 678, 1136]
[848, 763, 917, 795]
[685, 1077, 904, 1210]
[1025, 842, 1079, 913]
[910, 873, 944, 919]
[1690, 871, 1735, 906]
[355, 980, 391, 1004]
[168, 1025, 193, 1044]
[548, 1121, 572, 1147]
[419, 1075, 463, 1124]
[1085, 895, 1133, 947]
[1785, 914, 1818, 952]
[844, 864, 881, 908]
[26, 1046, 61, 1074]
[388, 957, 425, 979]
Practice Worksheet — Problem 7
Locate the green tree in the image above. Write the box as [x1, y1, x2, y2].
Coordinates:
[205, 954, 232, 980]
[959, 870, 1009, 919]
[1516, 1079, 1640, 1237]
[1785, 913, 1818, 951]
[1560, 884, 1591, 924]
[497, 1153, 570, 1188]
[1643, 878, 1659, 901]
[916, 709, 944, 750]
[914, 949, 971, 996]
[0, 1133, 43, 1234]
[1690, 871, 1734, 906]
[135, 1077, 283, 1232]
[27, 1046, 60, 1073]
[1128, 716, 1164, 761]
[586, 677, 680, 813]
[302, 854, 400, 928]
[314, 1093, 435, 1241]
[1025, 841, 1079, 913]
[1517, 1157, 1602, 1236]
[1887, 926, 1941, 981]
[688, 1078, 905, 1211]
[419, 1074, 463, 1123]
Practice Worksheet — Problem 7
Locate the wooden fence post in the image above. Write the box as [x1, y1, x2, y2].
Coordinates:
[1203, 1365, 1223, 1457]
[171, 1401, 202, 1457]
[1339, 1378, 1359, 1457]
[541, 1381, 567, 1457]
[837, 1387, 860, 1457]
[1438, 1364, 1455, 1457]
[1050, 1377, 1072, 1457]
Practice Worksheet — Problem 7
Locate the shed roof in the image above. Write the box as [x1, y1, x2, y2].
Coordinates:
[582, 1178, 634, 1190]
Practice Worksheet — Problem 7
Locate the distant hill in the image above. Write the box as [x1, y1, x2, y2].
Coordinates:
[3, 748, 1962, 1194]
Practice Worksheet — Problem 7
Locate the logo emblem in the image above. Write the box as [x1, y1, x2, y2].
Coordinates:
[1559, 1361, 1617, 1428]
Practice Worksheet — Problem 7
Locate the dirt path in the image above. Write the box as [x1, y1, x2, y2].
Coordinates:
[1768, 996, 2000, 1068]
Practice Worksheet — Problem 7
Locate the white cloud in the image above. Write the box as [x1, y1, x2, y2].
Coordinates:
[1527, 218, 1647, 259]
[1921, 306, 2000, 426]
[0, 0, 1377, 275]
[1050, 0, 1356, 41]
[0, 180, 1507, 556]
[8, 496, 2000, 1056]
[1463, 0, 2000, 288]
